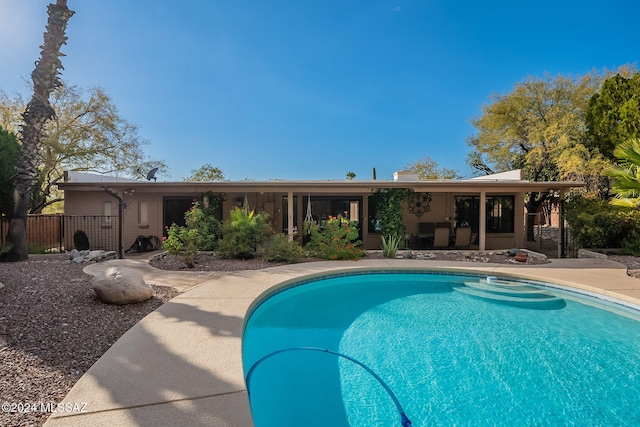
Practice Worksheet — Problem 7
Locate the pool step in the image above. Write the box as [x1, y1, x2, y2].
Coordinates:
[455, 279, 566, 309]
[463, 281, 554, 298]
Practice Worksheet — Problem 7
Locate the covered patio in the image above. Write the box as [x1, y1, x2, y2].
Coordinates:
[59, 170, 583, 257]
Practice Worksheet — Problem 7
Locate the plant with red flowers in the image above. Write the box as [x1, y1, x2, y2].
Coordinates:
[305, 215, 364, 260]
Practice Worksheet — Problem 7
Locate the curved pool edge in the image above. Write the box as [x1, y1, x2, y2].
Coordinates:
[44, 258, 640, 427]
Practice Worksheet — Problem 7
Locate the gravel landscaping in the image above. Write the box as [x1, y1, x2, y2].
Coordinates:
[1, 250, 639, 426]
[0, 254, 177, 427]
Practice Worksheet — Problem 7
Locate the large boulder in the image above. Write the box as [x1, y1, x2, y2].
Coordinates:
[91, 267, 153, 305]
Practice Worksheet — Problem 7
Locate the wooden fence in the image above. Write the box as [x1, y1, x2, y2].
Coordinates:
[0, 214, 120, 253]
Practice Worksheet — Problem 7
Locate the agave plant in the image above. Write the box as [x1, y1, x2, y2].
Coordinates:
[381, 234, 402, 258]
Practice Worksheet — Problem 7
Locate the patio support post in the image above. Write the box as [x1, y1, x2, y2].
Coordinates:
[287, 190, 294, 241]
[479, 190, 486, 251]
[558, 190, 564, 258]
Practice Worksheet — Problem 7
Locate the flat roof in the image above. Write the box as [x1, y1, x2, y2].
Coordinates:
[59, 178, 584, 194]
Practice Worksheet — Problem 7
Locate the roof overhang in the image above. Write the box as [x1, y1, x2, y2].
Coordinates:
[58, 179, 584, 194]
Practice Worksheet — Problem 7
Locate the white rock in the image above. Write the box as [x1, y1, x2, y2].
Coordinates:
[91, 267, 153, 305]
[578, 249, 608, 259]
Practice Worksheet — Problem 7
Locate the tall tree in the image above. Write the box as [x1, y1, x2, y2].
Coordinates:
[586, 72, 640, 159]
[0, 126, 20, 217]
[467, 72, 607, 241]
[0, 85, 167, 213]
[184, 163, 225, 181]
[405, 156, 460, 179]
[1, 0, 74, 262]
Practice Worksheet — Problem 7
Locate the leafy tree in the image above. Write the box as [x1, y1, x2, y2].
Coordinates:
[0, 126, 19, 216]
[0, 84, 167, 213]
[2, 0, 74, 262]
[564, 194, 640, 254]
[346, 171, 356, 180]
[184, 163, 225, 181]
[586, 72, 640, 159]
[466, 72, 607, 241]
[405, 156, 460, 179]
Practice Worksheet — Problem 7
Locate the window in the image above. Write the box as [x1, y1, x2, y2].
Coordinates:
[304, 197, 360, 223]
[301, 196, 362, 237]
[138, 201, 148, 227]
[454, 195, 514, 234]
[102, 201, 112, 227]
[487, 196, 514, 233]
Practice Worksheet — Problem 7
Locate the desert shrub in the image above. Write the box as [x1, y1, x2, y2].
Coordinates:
[163, 223, 199, 267]
[263, 233, 305, 263]
[161, 200, 221, 267]
[305, 215, 364, 260]
[185, 201, 221, 251]
[218, 208, 273, 259]
[564, 195, 640, 253]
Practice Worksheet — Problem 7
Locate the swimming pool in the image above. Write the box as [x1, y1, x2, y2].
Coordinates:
[242, 271, 640, 426]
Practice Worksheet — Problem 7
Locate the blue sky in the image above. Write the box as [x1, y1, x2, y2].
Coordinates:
[1, 1, 638, 181]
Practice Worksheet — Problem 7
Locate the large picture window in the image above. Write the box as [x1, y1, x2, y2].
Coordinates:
[301, 196, 361, 237]
[486, 196, 514, 233]
[454, 195, 514, 234]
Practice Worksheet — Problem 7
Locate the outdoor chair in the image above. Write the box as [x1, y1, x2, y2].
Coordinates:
[453, 227, 472, 249]
[433, 227, 450, 248]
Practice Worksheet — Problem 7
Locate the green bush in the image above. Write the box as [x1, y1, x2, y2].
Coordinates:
[218, 208, 273, 259]
[163, 223, 199, 267]
[564, 195, 640, 253]
[161, 200, 221, 267]
[185, 201, 221, 251]
[263, 233, 305, 263]
[371, 188, 413, 244]
[305, 215, 365, 260]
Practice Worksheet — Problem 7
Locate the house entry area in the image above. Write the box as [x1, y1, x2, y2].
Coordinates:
[163, 197, 194, 233]
[454, 195, 515, 244]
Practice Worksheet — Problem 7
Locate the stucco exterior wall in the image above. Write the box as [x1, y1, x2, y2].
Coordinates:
[63, 187, 530, 254]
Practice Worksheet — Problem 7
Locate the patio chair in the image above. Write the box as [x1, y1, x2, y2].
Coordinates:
[453, 227, 472, 249]
[433, 227, 450, 248]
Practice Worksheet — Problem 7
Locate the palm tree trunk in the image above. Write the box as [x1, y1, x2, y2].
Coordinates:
[1, 0, 74, 262]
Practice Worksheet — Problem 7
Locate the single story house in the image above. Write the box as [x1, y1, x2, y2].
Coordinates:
[58, 170, 583, 257]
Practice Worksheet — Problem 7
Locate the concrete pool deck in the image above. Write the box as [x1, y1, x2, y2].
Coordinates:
[44, 257, 640, 426]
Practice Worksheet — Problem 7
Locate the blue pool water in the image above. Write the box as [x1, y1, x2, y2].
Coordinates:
[242, 271, 640, 426]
